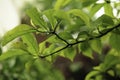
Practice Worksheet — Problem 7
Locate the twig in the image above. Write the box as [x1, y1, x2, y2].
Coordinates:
[52, 19, 69, 44]
[71, 23, 120, 45]
[39, 45, 69, 58]
[97, 27, 103, 35]
[53, 32, 70, 45]
[39, 23, 120, 58]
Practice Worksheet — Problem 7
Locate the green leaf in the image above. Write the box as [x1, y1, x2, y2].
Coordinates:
[54, 10, 70, 21]
[34, 59, 65, 80]
[26, 8, 42, 26]
[95, 75, 103, 80]
[80, 42, 93, 59]
[43, 44, 57, 55]
[43, 43, 64, 55]
[94, 14, 114, 28]
[46, 35, 61, 43]
[43, 9, 57, 30]
[90, 39, 102, 54]
[10, 41, 28, 52]
[54, 0, 64, 10]
[66, 25, 89, 40]
[21, 33, 39, 55]
[63, 47, 76, 61]
[69, 62, 81, 72]
[116, 64, 120, 76]
[0, 45, 2, 55]
[109, 33, 120, 52]
[80, 0, 96, 7]
[25, 60, 35, 72]
[62, 0, 71, 7]
[90, 3, 104, 17]
[39, 41, 46, 54]
[59, 31, 73, 40]
[1, 24, 36, 46]
[39, 41, 65, 62]
[66, 24, 88, 33]
[0, 49, 28, 61]
[68, 9, 90, 27]
[85, 71, 100, 80]
[54, 0, 71, 10]
[107, 70, 115, 77]
[104, 3, 114, 17]
[101, 53, 120, 71]
[26, 8, 47, 30]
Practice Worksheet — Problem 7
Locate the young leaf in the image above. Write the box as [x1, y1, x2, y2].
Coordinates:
[21, 33, 39, 55]
[90, 3, 104, 17]
[0, 49, 28, 61]
[109, 33, 120, 52]
[68, 9, 90, 27]
[1, 24, 36, 46]
[104, 3, 114, 17]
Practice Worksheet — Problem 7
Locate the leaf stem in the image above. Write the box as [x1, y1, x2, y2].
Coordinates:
[54, 19, 62, 32]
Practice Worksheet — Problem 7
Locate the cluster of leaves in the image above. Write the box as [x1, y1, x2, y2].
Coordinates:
[0, 0, 120, 80]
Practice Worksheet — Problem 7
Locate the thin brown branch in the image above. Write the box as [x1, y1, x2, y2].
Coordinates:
[39, 23, 120, 58]
[71, 23, 120, 45]
[39, 45, 69, 58]
[54, 32, 70, 45]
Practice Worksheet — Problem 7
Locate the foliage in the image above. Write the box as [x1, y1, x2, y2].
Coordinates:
[1, 0, 120, 80]
[0, 56, 64, 80]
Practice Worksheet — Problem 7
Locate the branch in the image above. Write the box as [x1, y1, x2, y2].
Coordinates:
[54, 32, 70, 45]
[39, 23, 120, 58]
[71, 23, 120, 45]
[97, 27, 103, 35]
[39, 45, 69, 58]
[34, 19, 61, 34]
[35, 20, 69, 45]
[52, 20, 69, 44]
